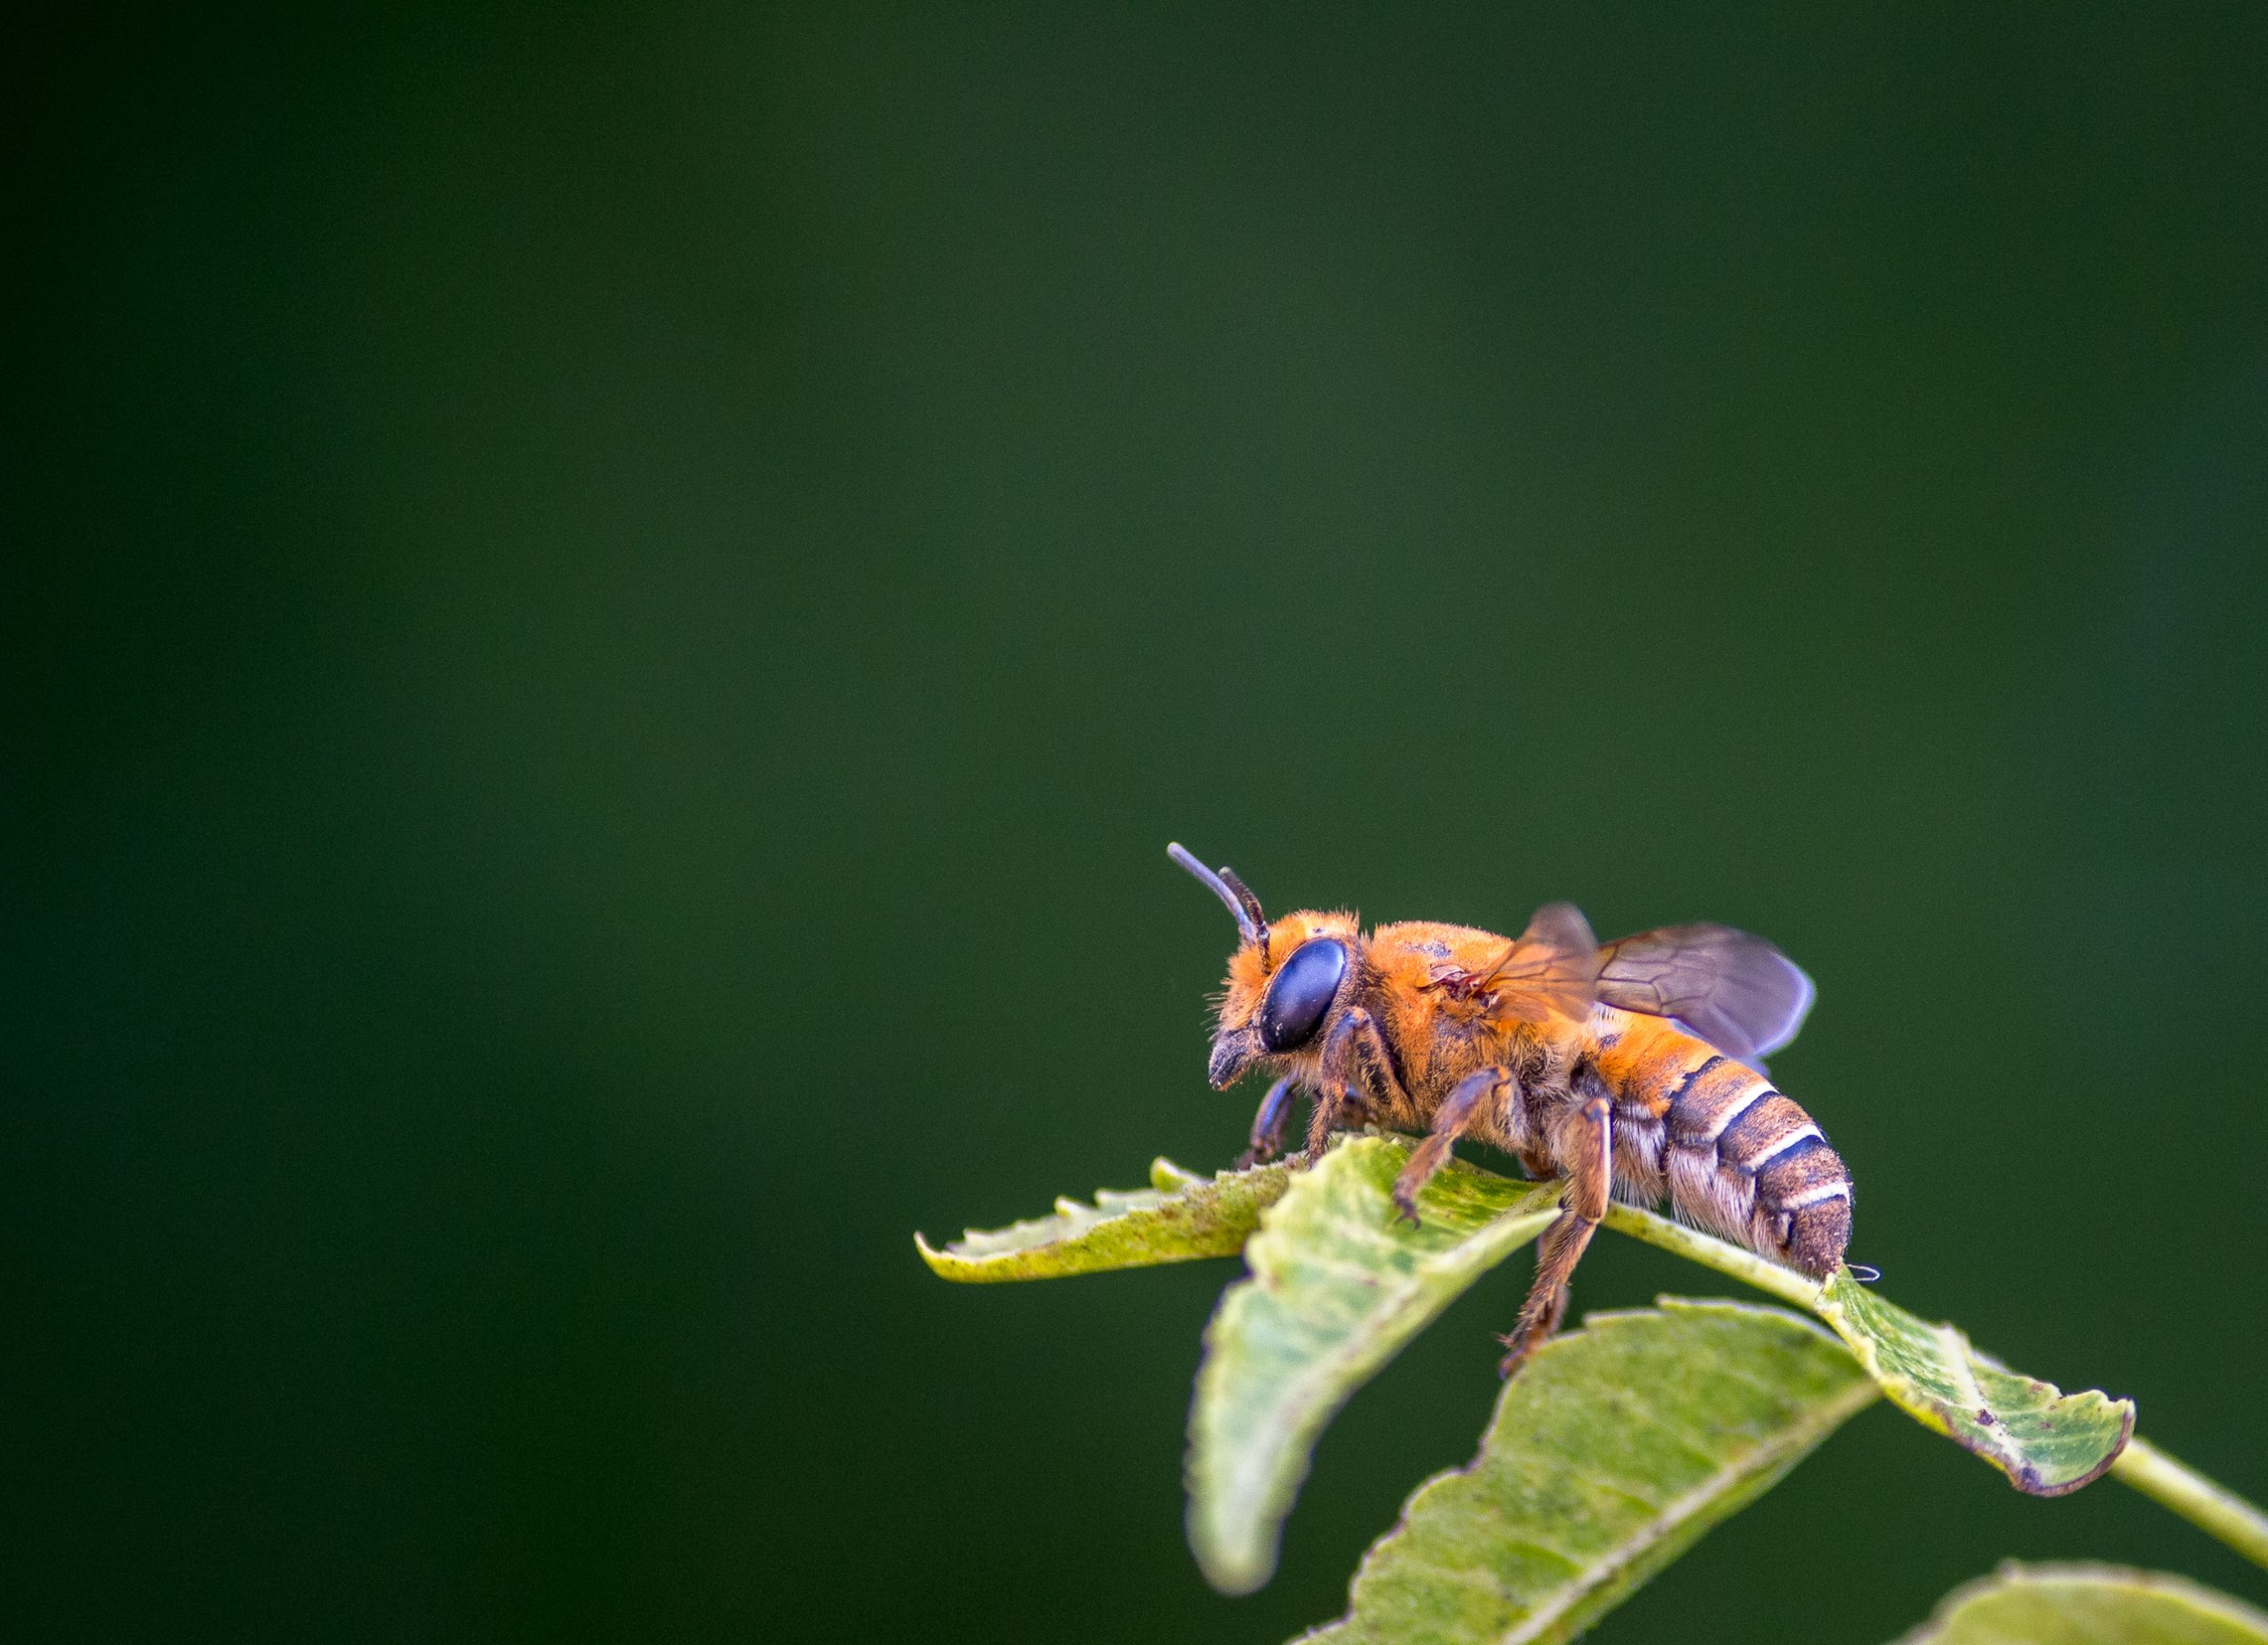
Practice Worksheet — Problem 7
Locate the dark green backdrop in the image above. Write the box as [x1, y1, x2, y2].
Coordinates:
[12, 6, 2267, 1641]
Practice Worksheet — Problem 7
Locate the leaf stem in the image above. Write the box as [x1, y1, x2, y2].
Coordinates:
[1599, 1200, 1822, 1310]
[2111, 1437, 2268, 1573]
[1600, 1199, 2268, 1574]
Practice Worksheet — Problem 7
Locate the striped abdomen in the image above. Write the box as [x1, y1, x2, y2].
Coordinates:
[1593, 1014, 1851, 1277]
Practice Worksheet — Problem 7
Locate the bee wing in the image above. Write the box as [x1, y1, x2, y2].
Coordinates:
[1596, 923, 1815, 1064]
[1480, 901, 1602, 1025]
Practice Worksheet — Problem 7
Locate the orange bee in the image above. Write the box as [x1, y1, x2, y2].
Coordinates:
[1168, 843, 1849, 1376]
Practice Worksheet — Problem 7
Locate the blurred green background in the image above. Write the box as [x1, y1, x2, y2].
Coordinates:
[12, 5, 2268, 1641]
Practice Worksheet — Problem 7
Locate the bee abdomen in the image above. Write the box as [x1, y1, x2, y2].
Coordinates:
[1659, 1057, 1851, 1279]
[1761, 1138, 1852, 1278]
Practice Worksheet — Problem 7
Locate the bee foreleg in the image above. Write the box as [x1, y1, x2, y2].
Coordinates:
[1300, 1007, 1404, 1163]
[1390, 1066, 1512, 1227]
[1498, 1096, 1612, 1377]
[1237, 1076, 1298, 1169]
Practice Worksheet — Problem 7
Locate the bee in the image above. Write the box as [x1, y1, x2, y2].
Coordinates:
[1168, 843, 1849, 1377]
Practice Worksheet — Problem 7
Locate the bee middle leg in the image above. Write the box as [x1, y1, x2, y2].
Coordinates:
[1498, 1096, 1612, 1378]
[1390, 1065, 1513, 1226]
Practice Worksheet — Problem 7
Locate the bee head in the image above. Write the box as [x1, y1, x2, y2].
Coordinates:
[1168, 843, 1357, 1088]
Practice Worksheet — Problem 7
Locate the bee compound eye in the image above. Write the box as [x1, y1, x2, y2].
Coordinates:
[1258, 938, 1348, 1052]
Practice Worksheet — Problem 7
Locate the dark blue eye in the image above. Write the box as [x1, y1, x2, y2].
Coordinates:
[1259, 939, 1348, 1051]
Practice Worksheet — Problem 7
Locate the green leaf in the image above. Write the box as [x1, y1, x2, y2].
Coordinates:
[1814, 1268, 2134, 1495]
[1187, 1137, 1562, 1595]
[930, 1138, 2138, 1577]
[914, 1156, 1292, 1281]
[1597, 1199, 2137, 1497]
[1892, 1563, 2268, 1644]
[1300, 1300, 1877, 1645]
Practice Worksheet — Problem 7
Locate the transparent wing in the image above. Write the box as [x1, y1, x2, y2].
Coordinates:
[1596, 923, 1815, 1063]
[1477, 901, 1602, 1025]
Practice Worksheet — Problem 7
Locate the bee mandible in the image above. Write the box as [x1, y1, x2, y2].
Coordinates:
[1168, 843, 1850, 1377]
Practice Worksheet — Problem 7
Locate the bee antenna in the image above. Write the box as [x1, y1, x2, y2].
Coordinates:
[1216, 866, 1268, 936]
[1167, 842, 1263, 948]
[1216, 865, 1272, 970]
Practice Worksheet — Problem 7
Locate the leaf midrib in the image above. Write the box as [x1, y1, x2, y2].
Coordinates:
[1492, 1371, 1882, 1645]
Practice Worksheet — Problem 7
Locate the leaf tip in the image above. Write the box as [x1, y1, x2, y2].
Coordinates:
[2012, 1395, 2138, 1498]
[913, 1231, 967, 1281]
[1188, 1520, 1274, 1597]
[1152, 1156, 1206, 1192]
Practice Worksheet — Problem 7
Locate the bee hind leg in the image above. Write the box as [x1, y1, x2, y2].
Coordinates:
[1498, 1096, 1612, 1377]
[1237, 1077, 1298, 1169]
[1391, 1066, 1513, 1226]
